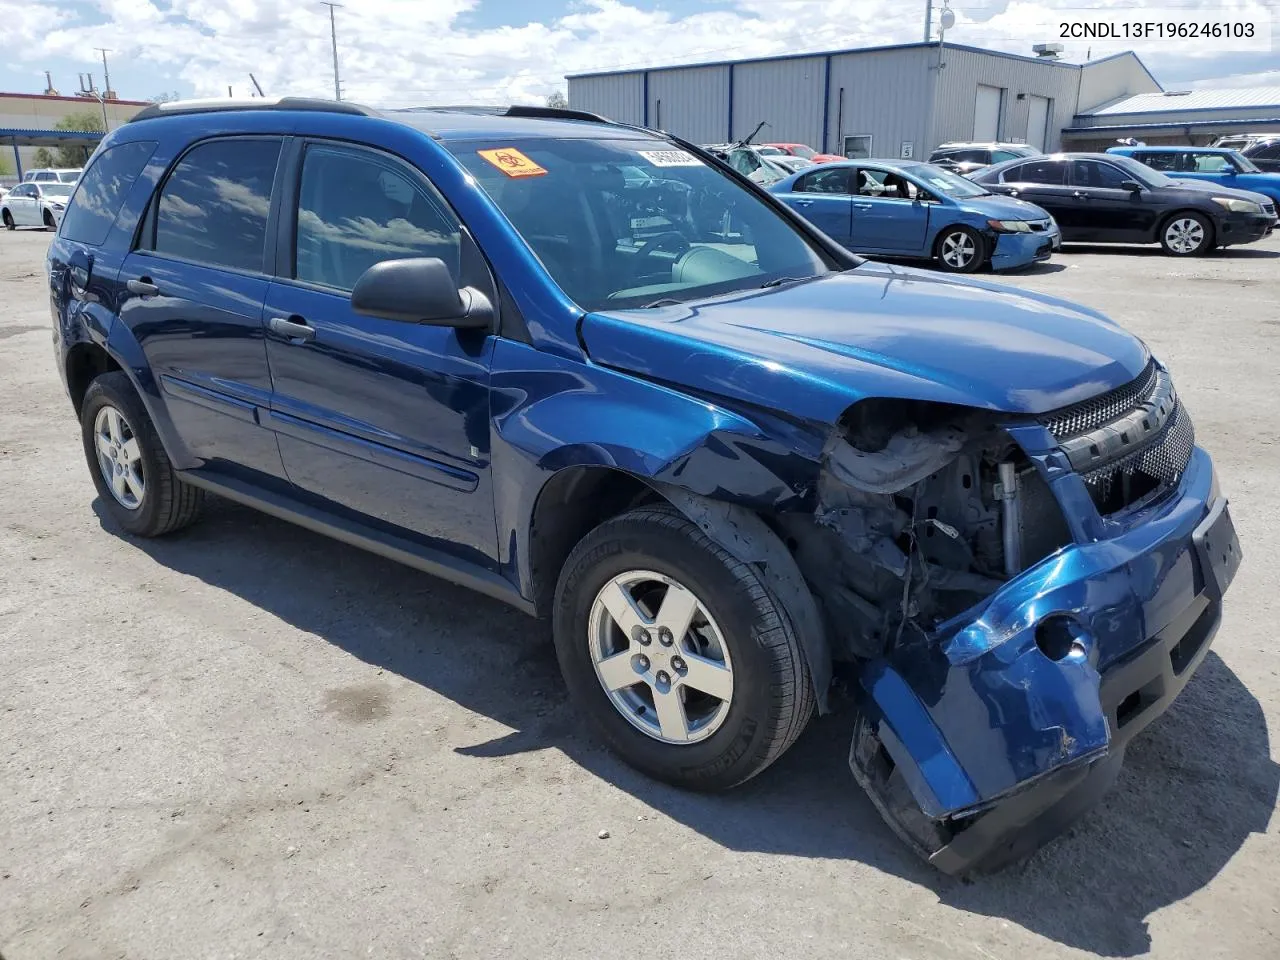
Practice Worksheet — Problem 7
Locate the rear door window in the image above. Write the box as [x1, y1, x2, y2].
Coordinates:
[147, 138, 283, 273]
[1071, 160, 1131, 188]
[1004, 160, 1066, 184]
[59, 141, 158, 245]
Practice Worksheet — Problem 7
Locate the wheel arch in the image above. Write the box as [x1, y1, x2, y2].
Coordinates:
[1157, 207, 1216, 247]
[65, 341, 124, 415]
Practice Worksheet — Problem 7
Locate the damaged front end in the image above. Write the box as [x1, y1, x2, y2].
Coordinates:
[780, 368, 1241, 874]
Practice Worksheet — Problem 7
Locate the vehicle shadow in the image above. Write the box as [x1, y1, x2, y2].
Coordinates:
[1062, 243, 1280, 259]
[1000, 261, 1069, 275]
[95, 496, 1279, 958]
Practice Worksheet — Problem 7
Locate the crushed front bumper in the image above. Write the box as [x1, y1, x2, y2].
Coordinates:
[990, 225, 1060, 270]
[850, 446, 1241, 874]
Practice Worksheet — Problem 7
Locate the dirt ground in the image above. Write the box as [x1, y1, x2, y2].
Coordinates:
[2, 225, 1278, 960]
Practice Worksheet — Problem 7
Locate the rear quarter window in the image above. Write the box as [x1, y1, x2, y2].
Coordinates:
[60, 141, 158, 245]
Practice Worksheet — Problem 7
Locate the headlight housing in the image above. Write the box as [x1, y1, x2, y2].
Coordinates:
[987, 219, 1032, 233]
[1212, 196, 1264, 215]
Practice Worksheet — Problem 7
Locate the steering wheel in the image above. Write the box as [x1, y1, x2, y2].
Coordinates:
[633, 231, 692, 262]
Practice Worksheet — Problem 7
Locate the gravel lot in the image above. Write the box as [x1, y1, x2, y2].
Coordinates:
[2, 225, 1279, 960]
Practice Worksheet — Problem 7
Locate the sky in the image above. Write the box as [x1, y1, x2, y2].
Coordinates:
[0, 0, 1276, 108]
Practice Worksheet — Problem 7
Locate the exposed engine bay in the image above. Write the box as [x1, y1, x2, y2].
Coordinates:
[778, 400, 1070, 661]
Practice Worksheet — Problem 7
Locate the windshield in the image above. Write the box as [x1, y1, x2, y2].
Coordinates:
[1106, 153, 1175, 187]
[905, 163, 990, 198]
[450, 138, 832, 310]
[41, 184, 74, 198]
[790, 145, 816, 159]
[1226, 150, 1261, 173]
[58, 171, 81, 182]
[756, 146, 784, 155]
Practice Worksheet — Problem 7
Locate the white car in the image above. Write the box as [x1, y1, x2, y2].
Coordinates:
[22, 167, 82, 184]
[2, 181, 75, 230]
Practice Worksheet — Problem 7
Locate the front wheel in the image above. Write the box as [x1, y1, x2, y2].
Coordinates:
[934, 225, 986, 273]
[553, 505, 814, 791]
[43, 209, 56, 231]
[1160, 212, 1213, 256]
[2, 209, 13, 230]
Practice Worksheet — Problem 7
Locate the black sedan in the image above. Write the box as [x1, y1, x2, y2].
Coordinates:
[968, 152, 1276, 256]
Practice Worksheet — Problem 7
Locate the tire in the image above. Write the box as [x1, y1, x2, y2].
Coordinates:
[553, 504, 814, 791]
[1159, 211, 1213, 256]
[2, 209, 13, 230]
[934, 225, 986, 273]
[80, 371, 205, 537]
[43, 209, 56, 231]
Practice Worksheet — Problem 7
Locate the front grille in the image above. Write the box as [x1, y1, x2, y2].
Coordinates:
[1039, 361, 1195, 514]
[1042, 360, 1158, 441]
[1263, 201, 1277, 219]
[1081, 399, 1195, 513]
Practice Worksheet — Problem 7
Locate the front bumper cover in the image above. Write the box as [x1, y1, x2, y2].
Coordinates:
[990, 226, 1060, 270]
[850, 447, 1241, 874]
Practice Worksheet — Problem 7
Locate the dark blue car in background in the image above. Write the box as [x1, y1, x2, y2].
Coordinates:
[1107, 144, 1280, 205]
[769, 159, 1059, 272]
[45, 99, 1239, 874]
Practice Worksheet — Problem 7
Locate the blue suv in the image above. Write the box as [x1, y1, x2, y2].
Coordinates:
[47, 99, 1240, 874]
[1107, 144, 1280, 205]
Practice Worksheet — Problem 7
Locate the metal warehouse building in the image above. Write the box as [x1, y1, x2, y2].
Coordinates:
[568, 43, 1160, 159]
[1064, 86, 1280, 150]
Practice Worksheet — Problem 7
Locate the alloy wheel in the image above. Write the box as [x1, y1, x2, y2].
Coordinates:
[1165, 217, 1205, 254]
[587, 569, 734, 744]
[93, 405, 146, 509]
[940, 231, 977, 269]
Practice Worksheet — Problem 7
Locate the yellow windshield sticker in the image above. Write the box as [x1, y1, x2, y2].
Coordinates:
[477, 147, 548, 178]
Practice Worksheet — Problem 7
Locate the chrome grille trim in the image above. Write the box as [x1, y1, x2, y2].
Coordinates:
[1042, 361, 1158, 441]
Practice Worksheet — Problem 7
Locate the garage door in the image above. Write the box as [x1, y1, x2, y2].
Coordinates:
[1027, 96, 1050, 151]
[974, 85, 1002, 140]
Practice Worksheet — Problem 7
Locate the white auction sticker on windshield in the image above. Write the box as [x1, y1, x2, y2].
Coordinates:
[638, 150, 702, 167]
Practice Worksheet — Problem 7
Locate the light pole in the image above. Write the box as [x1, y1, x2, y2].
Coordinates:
[922, 1, 955, 155]
[321, 2, 343, 101]
[95, 48, 112, 97]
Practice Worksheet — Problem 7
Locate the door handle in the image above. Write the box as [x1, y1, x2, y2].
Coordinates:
[269, 316, 316, 342]
[1072, 191, 1089, 199]
[794, 199, 813, 206]
[853, 202, 874, 209]
[126, 278, 160, 297]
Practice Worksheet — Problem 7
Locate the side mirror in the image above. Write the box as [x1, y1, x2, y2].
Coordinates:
[1120, 180, 1144, 192]
[350, 258, 492, 329]
[1223, 165, 1238, 175]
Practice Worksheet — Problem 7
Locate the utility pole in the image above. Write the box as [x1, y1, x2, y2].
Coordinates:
[95, 48, 112, 98]
[923, 0, 932, 43]
[321, 2, 343, 100]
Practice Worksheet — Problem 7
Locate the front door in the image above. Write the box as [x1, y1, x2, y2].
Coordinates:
[1068, 159, 1156, 241]
[262, 140, 498, 563]
[847, 168, 930, 252]
[9, 184, 39, 225]
[118, 136, 288, 481]
[780, 166, 853, 241]
[993, 158, 1077, 232]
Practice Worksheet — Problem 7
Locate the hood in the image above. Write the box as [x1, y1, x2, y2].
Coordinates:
[581, 262, 1149, 427]
[961, 193, 1052, 220]
[1169, 178, 1271, 202]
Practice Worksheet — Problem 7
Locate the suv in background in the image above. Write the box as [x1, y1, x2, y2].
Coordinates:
[1107, 145, 1280, 205]
[22, 168, 82, 184]
[928, 142, 1040, 174]
[1211, 133, 1280, 173]
[46, 97, 1238, 876]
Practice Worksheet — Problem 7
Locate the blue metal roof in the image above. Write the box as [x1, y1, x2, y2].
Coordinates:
[0, 127, 104, 146]
[1079, 87, 1280, 116]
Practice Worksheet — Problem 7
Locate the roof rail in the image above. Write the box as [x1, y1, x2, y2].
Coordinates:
[389, 104, 612, 124]
[128, 96, 376, 123]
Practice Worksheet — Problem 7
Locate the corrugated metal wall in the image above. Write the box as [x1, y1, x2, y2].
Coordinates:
[730, 57, 826, 145]
[649, 66, 731, 143]
[929, 48, 1082, 152]
[567, 73, 645, 124]
[826, 48, 933, 159]
[1077, 55, 1161, 113]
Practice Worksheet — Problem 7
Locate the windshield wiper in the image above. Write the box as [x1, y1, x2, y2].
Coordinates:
[760, 275, 814, 289]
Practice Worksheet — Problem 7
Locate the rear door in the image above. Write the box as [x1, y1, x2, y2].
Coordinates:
[780, 167, 853, 241]
[261, 139, 498, 561]
[117, 136, 288, 482]
[990, 159, 1076, 230]
[846, 167, 930, 252]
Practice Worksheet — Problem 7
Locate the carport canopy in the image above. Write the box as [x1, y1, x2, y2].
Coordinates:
[3, 128, 104, 181]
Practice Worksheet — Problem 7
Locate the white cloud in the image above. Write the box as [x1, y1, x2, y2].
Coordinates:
[1, 0, 1273, 106]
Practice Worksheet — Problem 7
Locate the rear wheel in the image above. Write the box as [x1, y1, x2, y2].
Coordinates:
[1160, 212, 1212, 256]
[934, 225, 986, 273]
[80, 371, 205, 537]
[553, 505, 814, 790]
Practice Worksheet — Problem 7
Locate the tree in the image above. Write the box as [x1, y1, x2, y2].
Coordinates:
[546, 90, 568, 109]
[36, 111, 105, 168]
